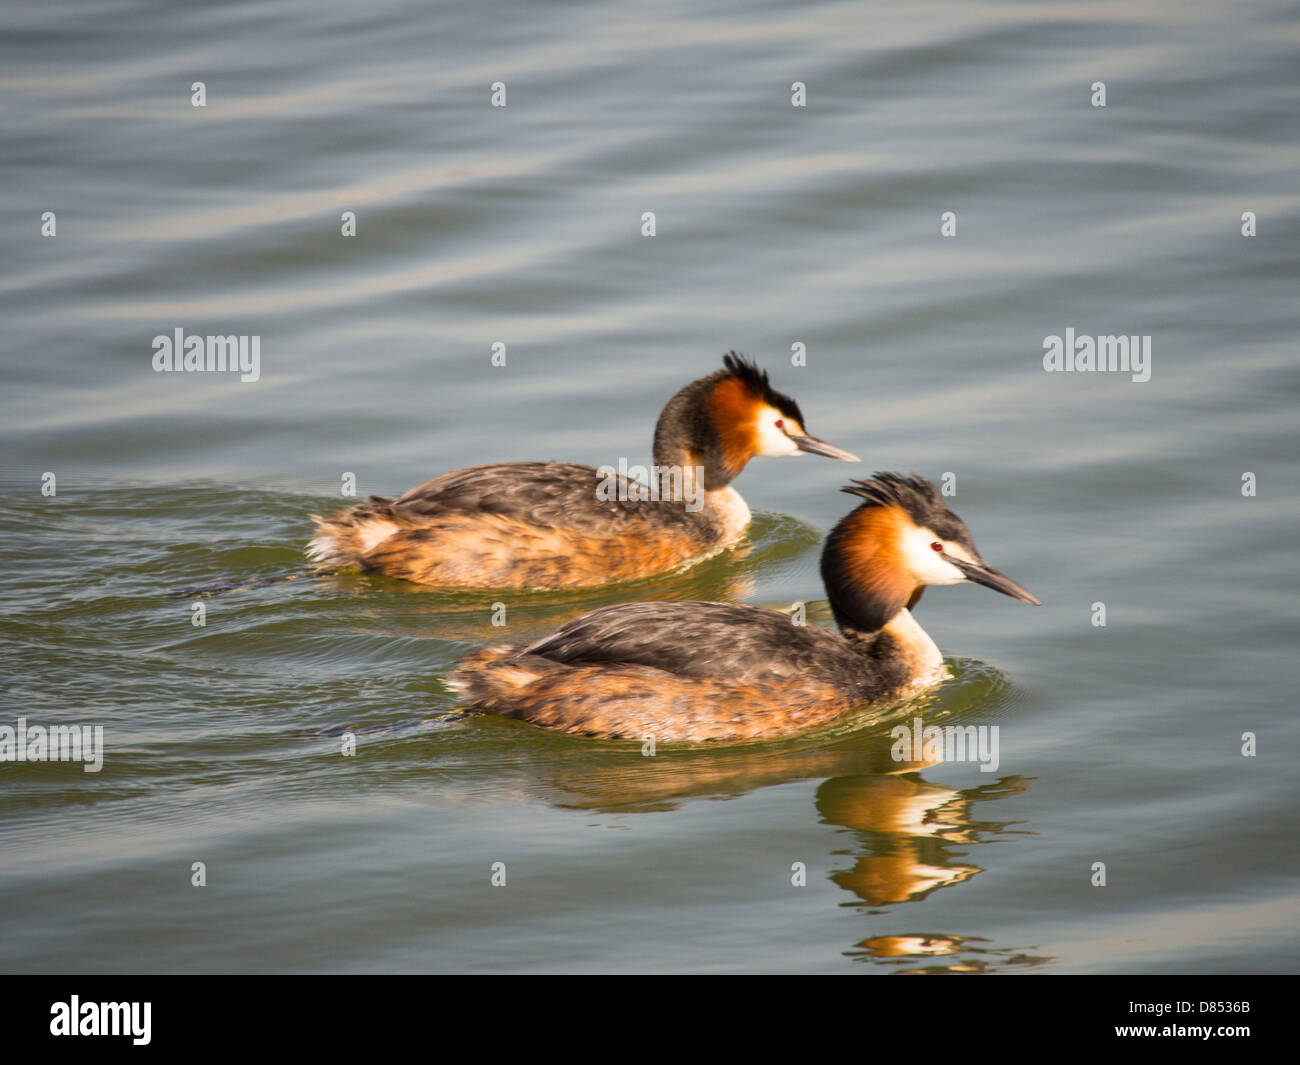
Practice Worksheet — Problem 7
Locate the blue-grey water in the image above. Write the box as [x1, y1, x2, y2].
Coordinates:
[1, 0, 1298, 973]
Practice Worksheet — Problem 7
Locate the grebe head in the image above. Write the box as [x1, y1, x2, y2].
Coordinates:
[653, 352, 859, 490]
[821, 473, 1039, 633]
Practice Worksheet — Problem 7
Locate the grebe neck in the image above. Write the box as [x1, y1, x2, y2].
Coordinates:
[652, 376, 743, 492]
[838, 609, 946, 689]
[647, 454, 750, 543]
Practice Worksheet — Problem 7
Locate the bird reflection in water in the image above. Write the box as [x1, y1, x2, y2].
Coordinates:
[528, 696, 1052, 973]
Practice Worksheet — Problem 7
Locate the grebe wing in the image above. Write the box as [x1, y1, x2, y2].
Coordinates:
[522, 600, 855, 687]
[392, 462, 695, 534]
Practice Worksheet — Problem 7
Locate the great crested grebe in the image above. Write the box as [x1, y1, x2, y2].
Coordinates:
[307, 353, 857, 588]
[449, 473, 1039, 742]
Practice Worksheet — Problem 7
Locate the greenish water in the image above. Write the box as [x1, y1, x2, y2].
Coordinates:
[2, 0, 1298, 973]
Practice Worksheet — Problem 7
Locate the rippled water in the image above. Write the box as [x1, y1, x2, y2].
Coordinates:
[2, 0, 1298, 973]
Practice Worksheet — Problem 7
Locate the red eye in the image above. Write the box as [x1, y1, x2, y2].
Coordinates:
[774, 419, 784, 429]
[931, 541, 943, 552]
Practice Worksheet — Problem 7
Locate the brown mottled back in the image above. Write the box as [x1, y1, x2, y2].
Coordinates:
[308, 462, 724, 588]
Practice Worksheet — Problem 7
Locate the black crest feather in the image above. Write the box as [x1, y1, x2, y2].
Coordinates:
[841, 473, 975, 550]
[841, 472, 940, 510]
[721, 351, 804, 425]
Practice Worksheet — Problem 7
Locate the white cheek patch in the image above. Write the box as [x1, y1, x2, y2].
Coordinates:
[901, 526, 967, 586]
[752, 407, 802, 457]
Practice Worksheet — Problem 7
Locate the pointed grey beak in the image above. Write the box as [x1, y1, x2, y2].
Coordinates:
[790, 433, 860, 462]
[947, 556, 1040, 605]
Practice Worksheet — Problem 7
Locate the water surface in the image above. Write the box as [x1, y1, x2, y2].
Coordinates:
[1, 0, 1298, 973]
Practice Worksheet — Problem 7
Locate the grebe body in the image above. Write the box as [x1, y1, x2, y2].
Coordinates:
[449, 474, 1039, 742]
[307, 354, 856, 588]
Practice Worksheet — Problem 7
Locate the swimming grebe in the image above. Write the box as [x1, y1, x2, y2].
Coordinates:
[449, 473, 1039, 742]
[307, 353, 857, 588]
